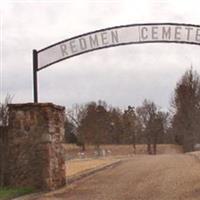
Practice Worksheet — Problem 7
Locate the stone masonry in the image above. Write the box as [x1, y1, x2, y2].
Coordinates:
[4, 103, 66, 190]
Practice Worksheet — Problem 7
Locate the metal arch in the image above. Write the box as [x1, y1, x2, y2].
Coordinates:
[38, 22, 200, 54]
[33, 22, 200, 103]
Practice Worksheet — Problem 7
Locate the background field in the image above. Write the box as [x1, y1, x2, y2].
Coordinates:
[63, 144, 183, 160]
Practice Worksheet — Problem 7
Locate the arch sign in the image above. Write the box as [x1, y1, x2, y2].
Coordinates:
[33, 23, 200, 102]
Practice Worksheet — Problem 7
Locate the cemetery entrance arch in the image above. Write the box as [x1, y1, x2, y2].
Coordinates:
[33, 23, 200, 102]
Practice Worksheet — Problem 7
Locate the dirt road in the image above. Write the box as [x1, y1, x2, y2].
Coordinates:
[39, 154, 200, 200]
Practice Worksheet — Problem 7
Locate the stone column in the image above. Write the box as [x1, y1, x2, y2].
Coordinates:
[5, 103, 66, 190]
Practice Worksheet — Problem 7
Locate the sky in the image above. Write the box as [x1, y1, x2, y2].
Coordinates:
[1, 0, 200, 110]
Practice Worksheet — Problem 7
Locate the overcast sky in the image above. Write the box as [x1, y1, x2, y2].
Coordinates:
[1, 0, 200, 110]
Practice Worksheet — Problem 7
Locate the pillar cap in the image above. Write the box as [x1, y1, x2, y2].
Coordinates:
[8, 102, 65, 111]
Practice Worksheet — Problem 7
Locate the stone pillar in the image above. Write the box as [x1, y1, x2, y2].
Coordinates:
[5, 103, 66, 190]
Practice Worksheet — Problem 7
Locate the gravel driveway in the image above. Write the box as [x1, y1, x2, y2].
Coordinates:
[36, 154, 200, 200]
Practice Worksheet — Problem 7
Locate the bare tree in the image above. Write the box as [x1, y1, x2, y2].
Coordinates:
[64, 117, 77, 144]
[0, 94, 13, 186]
[136, 99, 166, 154]
[66, 104, 87, 151]
[77, 101, 110, 154]
[108, 107, 124, 144]
[152, 111, 169, 154]
[123, 106, 137, 153]
[0, 94, 13, 126]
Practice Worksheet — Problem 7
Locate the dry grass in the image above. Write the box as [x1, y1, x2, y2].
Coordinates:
[63, 144, 183, 159]
[66, 158, 115, 177]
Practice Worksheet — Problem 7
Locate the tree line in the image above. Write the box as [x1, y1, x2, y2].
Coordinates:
[65, 99, 169, 154]
[65, 68, 200, 153]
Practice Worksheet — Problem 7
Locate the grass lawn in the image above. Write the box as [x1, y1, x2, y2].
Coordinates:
[0, 187, 34, 200]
